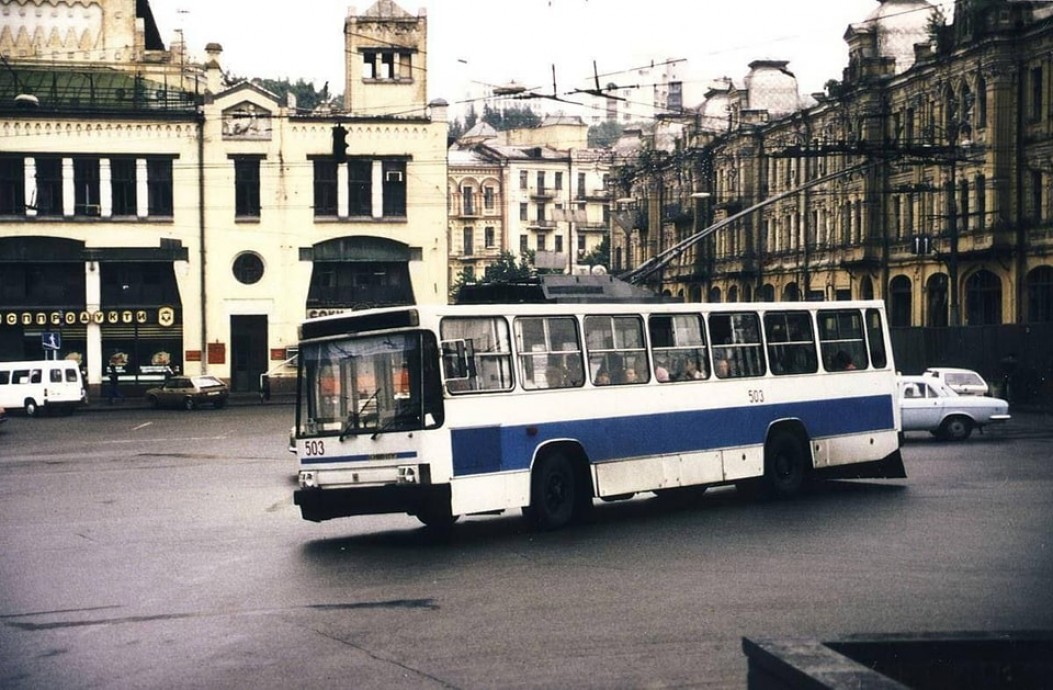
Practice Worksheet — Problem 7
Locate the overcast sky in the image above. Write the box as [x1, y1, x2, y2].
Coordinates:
[149, 0, 955, 107]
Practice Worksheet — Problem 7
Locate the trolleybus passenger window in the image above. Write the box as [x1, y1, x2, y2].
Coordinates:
[708, 313, 766, 378]
[513, 316, 584, 390]
[648, 314, 709, 381]
[584, 315, 649, 385]
[818, 310, 869, 371]
[865, 308, 888, 369]
[763, 312, 818, 375]
[440, 317, 513, 394]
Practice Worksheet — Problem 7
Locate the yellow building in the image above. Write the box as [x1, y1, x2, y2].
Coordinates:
[0, 0, 448, 394]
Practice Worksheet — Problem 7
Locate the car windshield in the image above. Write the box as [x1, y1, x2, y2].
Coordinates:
[946, 373, 983, 386]
[296, 331, 444, 438]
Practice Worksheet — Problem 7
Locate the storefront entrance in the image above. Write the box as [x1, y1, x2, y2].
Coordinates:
[230, 315, 267, 393]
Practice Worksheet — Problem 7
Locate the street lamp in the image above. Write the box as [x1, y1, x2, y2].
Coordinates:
[945, 122, 972, 327]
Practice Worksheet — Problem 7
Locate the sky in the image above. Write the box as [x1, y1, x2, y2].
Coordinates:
[148, 0, 955, 112]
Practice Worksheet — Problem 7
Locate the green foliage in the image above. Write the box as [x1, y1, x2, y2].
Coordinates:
[580, 235, 610, 269]
[227, 75, 341, 112]
[482, 104, 542, 131]
[449, 252, 537, 301]
[588, 120, 623, 148]
[483, 251, 535, 281]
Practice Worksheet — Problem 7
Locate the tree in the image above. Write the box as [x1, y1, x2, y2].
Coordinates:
[227, 75, 341, 112]
[588, 120, 623, 148]
[482, 104, 541, 131]
[579, 235, 610, 271]
[449, 252, 536, 301]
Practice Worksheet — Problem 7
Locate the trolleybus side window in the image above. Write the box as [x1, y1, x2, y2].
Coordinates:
[818, 309, 868, 371]
[648, 314, 709, 382]
[514, 316, 584, 390]
[865, 308, 889, 369]
[709, 312, 766, 378]
[440, 316, 514, 394]
[584, 314, 649, 385]
[763, 311, 818, 375]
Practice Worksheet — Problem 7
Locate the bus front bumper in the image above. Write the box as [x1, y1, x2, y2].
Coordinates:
[294, 483, 451, 522]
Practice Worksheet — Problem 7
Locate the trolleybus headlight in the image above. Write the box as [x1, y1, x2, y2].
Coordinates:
[299, 471, 318, 488]
[396, 465, 418, 485]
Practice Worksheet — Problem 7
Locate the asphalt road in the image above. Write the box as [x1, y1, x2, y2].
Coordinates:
[1, 405, 1051, 689]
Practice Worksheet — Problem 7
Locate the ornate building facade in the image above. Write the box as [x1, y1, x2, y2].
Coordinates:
[0, 0, 449, 393]
[612, 0, 1053, 399]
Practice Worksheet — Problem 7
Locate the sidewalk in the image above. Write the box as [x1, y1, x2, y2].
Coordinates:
[82, 392, 294, 411]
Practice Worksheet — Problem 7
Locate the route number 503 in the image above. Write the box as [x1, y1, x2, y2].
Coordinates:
[303, 440, 326, 457]
[748, 389, 766, 404]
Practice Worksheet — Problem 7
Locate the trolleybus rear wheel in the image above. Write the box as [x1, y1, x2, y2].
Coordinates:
[527, 452, 578, 530]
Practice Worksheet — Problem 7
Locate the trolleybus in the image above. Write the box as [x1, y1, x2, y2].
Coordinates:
[292, 300, 905, 530]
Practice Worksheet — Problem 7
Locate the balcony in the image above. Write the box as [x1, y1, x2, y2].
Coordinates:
[530, 188, 556, 200]
[528, 219, 558, 229]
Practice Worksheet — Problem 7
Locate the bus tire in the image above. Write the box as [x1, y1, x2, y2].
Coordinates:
[416, 508, 460, 530]
[764, 430, 809, 499]
[24, 398, 39, 417]
[527, 451, 579, 531]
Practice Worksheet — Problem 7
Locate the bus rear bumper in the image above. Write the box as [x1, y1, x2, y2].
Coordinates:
[294, 484, 451, 523]
[815, 448, 907, 480]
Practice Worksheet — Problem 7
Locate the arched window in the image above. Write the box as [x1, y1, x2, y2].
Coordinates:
[860, 276, 874, 301]
[708, 286, 722, 303]
[727, 285, 739, 303]
[1026, 265, 1053, 322]
[783, 283, 800, 302]
[976, 75, 987, 128]
[890, 275, 912, 327]
[926, 273, 948, 327]
[965, 270, 1002, 325]
[760, 284, 775, 302]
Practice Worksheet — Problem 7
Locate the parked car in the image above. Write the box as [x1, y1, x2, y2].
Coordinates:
[145, 375, 229, 410]
[922, 367, 990, 396]
[899, 375, 1010, 440]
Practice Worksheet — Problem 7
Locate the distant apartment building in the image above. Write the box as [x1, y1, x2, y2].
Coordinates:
[447, 116, 611, 287]
[0, 0, 449, 393]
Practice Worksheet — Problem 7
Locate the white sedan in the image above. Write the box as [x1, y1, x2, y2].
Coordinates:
[899, 375, 1010, 441]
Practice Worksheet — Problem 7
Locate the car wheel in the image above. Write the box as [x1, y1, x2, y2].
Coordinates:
[213, 398, 227, 409]
[24, 398, 39, 417]
[183, 397, 196, 411]
[939, 415, 973, 441]
[147, 395, 160, 409]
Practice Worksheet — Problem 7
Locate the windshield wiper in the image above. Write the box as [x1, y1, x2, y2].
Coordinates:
[339, 387, 381, 441]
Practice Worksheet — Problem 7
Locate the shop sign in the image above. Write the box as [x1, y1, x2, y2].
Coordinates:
[1, 307, 179, 328]
[306, 307, 349, 319]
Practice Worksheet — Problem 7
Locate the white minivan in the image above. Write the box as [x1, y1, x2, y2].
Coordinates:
[0, 360, 86, 417]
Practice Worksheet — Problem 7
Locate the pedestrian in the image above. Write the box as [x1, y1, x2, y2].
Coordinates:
[107, 363, 124, 404]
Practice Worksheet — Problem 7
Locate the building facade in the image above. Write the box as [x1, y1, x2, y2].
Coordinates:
[612, 0, 1053, 400]
[0, 0, 448, 393]
[447, 117, 612, 287]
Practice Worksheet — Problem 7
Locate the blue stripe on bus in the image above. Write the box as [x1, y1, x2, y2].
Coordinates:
[302, 450, 419, 465]
[450, 394, 895, 477]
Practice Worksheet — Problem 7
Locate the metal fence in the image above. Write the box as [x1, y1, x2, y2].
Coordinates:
[890, 324, 1053, 409]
